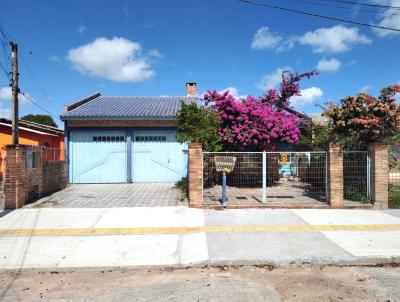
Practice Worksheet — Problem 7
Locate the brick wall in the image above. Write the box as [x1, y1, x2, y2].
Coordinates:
[188, 143, 202, 207]
[368, 142, 389, 209]
[327, 143, 343, 207]
[3, 145, 67, 209]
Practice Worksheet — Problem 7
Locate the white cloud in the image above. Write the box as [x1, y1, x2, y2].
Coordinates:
[298, 25, 371, 53]
[257, 67, 291, 91]
[0, 106, 11, 118]
[359, 85, 371, 93]
[346, 59, 357, 66]
[219, 87, 247, 99]
[251, 25, 371, 53]
[77, 25, 86, 35]
[291, 87, 324, 107]
[148, 49, 163, 59]
[251, 26, 283, 50]
[372, 0, 400, 37]
[316, 58, 342, 72]
[0, 86, 31, 104]
[122, 7, 130, 19]
[67, 37, 156, 82]
[49, 54, 61, 62]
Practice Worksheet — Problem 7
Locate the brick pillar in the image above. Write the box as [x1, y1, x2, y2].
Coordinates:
[368, 142, 389, 209]
[327, 143, 343, 207]
[188, 143, 202, 207]
[4, 145, 27, 209]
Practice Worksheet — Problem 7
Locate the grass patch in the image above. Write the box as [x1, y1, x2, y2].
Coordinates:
[389, 184, 400, 208]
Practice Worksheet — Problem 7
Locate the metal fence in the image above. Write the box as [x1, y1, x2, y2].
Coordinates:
[203, 151, 327, 206]
[42, 148, 65, 162]
[343, 151, 371, 204]
[389, 145, 400, 208]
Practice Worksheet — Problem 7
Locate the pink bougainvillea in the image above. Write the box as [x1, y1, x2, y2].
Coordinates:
[203, 71, 317, 151]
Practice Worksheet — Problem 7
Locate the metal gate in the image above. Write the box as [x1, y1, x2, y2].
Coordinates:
[203, 152, 327, 206]
[343, 151, 371, 204]
[389, 146, 400, 208]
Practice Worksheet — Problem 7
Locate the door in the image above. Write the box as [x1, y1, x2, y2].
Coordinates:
[69, 130, 127, 183]
[132, 131, 188, 182]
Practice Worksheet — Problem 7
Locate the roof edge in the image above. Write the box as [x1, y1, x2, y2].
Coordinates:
[0, 118, 64, 135]
[63, 93, 101, 113]
[61, 116, 176, 121]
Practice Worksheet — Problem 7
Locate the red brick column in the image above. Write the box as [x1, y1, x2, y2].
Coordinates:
[327, 143, 343, 207]
[368, 142, 389, 209]
[3, 145, 27, 209]
[188, 143, 202, 207]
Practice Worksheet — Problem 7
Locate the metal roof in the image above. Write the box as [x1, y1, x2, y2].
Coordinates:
[60, 95, 198, 120]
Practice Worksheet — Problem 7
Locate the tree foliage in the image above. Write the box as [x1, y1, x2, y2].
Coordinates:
[203, 71, 317, 151]
[323, 84, 400, 146]
[21, 114, 58, 127]
[176, 101, 222, 151]
[299, 120, 330, 151]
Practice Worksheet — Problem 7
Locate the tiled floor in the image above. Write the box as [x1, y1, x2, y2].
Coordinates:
[203, 179, 327, 206]
[33, 183, 186, 208]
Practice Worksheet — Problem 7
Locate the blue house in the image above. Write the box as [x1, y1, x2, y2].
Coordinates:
[61, 83, 198, 184]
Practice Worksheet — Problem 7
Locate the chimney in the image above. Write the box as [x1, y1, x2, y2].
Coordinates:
[186, 82, 197, 97]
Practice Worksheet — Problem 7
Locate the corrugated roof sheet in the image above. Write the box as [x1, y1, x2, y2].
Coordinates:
[60, 96, 198, 120]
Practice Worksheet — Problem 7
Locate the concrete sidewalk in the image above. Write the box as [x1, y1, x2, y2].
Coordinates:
[0, 207, 400, 269]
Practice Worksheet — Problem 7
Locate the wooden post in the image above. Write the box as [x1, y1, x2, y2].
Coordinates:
[10, 41, 19, 145]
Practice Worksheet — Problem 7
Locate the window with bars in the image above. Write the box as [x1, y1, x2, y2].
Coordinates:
[135, 136, 167, 142]
[92, 136, 125, 142]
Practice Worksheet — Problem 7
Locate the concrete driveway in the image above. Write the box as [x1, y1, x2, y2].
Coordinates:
[30, 183, 186, 208]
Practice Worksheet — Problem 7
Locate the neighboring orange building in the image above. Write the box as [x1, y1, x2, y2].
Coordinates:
[0, 118, 64, 179]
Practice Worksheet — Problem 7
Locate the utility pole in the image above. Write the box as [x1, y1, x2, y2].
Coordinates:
[10, 41, 19, 145]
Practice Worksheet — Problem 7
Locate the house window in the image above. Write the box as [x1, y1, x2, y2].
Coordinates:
[26, 151, 39, 169]
[135, 136, 167, 142]
[93, 136, 125, 142]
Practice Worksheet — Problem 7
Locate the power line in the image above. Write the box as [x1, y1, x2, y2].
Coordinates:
[291, 0, 383, 14]
[0, 61, 9, 79]
[19, 53, 59, 112]
[237, 0, 400, 32]
[19, 90, 61, 121]
[320, 0, 400, 10]
[0, 23, 60, 114]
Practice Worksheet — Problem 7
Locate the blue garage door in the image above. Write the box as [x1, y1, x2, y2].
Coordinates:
[132, 131, 188, 182]
[69, 130, 127, 183]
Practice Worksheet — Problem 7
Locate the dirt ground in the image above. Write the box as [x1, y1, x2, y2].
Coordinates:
[0, 264, 399, 302]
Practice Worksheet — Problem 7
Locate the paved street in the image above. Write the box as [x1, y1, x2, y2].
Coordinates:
[0, 208, 400, 269]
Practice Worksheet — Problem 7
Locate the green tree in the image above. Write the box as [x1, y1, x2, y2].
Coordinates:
[176, 101, 222, 151]
[21, 114, 58, 127]
[323, 84, 400, 149]
[299, 121, 330, 151]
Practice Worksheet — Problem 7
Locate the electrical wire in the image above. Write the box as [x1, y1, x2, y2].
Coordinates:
[320, 0, 400, 10]
[19, 90, 61, 121]
[290, 0, 383, 14]
[237, 0, 400, 32]
[19, 54, 59, 112]
[0, 23, 60, 114]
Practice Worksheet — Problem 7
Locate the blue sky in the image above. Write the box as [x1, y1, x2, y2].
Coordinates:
[0, 0, 399, 127]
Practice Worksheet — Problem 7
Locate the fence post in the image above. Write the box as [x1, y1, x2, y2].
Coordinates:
[262, 151, 266, 203]
[327, 143, 343, 207]
[188, 143, 202, 207]
[368, 142, 389, 209]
